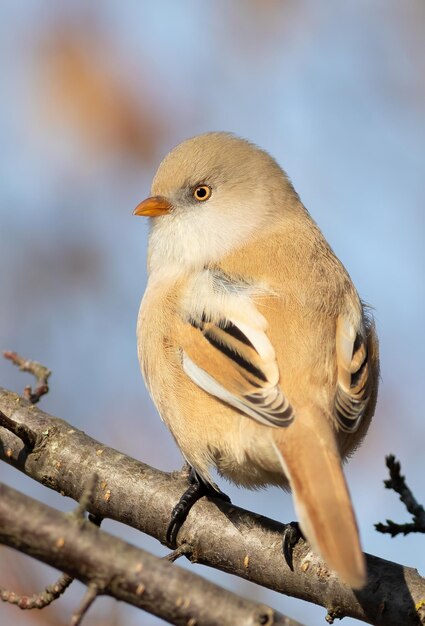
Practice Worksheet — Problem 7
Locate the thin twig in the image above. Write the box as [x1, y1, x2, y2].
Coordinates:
[375, 454, 425, 536]
[70, 584, 99, 626]
[71, 473, 99, 523]
[0, 573, 73, 609]
[164, 542, 192, 562]
[3, 351, 51, 403]
[0, 473, 101, 619]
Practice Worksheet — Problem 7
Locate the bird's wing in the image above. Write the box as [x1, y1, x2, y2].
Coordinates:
[334, 314, 375, 432]
[177, 272, 294, 427]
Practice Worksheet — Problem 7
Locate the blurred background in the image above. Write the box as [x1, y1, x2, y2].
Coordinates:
[0, 1, 424, 624]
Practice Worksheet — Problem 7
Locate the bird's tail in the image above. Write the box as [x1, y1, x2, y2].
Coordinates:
[273, 408, 366, 589]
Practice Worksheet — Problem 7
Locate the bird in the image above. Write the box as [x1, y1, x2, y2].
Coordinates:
[134, 132, 379, 589]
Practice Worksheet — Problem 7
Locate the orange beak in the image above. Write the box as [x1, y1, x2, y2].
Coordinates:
[133, 196, 172, 217]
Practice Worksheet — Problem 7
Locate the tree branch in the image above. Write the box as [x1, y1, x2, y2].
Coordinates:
[375, 454, 425, 536]
[0, 481, 301, 626]
[3, 351, 50, 404]
[0, 572, 73, 610]
[1, 387, 425, 625]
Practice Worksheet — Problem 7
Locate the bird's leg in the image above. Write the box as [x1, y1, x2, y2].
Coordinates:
[282, 521, 304, 570]
[166, 465, 231, 546]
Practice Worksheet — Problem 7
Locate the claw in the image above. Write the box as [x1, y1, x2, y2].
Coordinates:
[166, 467, 231, 546]
[282, 521, 304, 570]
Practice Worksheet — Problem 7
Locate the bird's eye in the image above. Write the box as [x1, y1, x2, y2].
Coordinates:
[193, 185, 212, 202]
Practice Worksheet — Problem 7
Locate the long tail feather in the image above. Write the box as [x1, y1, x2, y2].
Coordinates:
[273, 410, 366, 589]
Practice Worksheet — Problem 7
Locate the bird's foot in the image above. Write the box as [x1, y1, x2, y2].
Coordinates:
[282, 521, 304, 570]
[166, 466, 231, 547]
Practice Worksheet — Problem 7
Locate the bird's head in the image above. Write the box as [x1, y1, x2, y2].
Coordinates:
[134, 132, 299, 273]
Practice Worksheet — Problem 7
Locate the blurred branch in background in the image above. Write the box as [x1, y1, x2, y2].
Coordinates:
[0, 360, 424, 626]
[0, 548, 71, 626]
[1, 482, 298, 626]
[1, 569, 72, 612]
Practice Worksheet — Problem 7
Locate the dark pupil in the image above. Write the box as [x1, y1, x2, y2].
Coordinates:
[196, 187, 207, 198]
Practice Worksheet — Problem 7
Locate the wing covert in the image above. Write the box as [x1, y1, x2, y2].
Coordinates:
[335, 314, 375, 433]
[180, 313, 294, 428]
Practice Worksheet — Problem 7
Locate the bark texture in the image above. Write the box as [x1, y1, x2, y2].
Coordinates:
[0, 482, 300, 626]
[1, 387, 424, 626]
